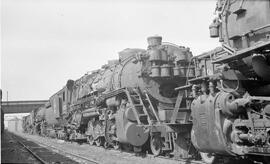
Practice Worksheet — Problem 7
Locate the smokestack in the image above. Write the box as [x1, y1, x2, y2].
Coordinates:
[147, 36, 162, 47]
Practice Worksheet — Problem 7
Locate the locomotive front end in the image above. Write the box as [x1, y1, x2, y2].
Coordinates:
[185, 1, 270, 162]
[108, 36, 193, 151]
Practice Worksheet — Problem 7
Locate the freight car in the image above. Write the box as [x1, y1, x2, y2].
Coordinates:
[175, 0, 270, 163]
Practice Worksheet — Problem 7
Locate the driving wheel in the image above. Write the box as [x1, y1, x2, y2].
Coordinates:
[150, 135, 163, 156]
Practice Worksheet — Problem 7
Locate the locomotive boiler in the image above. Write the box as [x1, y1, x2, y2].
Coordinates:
[176, 0, 270, 163]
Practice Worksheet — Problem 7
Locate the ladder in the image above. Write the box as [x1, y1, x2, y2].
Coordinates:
[125, 87, 159, 125]
[140, 90, 160, 123]
[170, 89, 193, 124]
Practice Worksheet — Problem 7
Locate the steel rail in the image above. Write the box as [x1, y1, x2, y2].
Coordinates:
[35, 138, 203, 164]
[108, 148, 205, 164]
[108, 145, 205, 164]
[16, 132, 205, 164]
[43, 143, 100, 164]
[11, 134, 48, 164]
[27, 138, 100, 164]
[11, 133, 99, 164]
[153, 154, 205, 164]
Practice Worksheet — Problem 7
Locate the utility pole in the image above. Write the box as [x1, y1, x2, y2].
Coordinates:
[0, 89, 2, 108]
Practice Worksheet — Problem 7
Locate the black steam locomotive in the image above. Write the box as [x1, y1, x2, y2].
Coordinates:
[176, 0, 270, 163]
[23, 36, 197, 158]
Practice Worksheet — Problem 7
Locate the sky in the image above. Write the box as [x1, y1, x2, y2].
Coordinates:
[1, 0, 220, 101]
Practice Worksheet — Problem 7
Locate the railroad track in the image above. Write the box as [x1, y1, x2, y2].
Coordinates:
[14, 132, 206, 164]
[15, 137, 48, 164]
[36, 141, 100, 164]
[13, 133, 249, 164]
[84, 142, 205, 164]
[9, 132, 99, 164]
[107, 148, 204, 164]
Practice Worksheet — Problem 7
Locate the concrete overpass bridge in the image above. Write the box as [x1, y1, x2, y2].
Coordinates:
[1, 100, 48, 114]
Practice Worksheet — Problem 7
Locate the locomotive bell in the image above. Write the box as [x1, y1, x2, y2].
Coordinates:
[147, 36, 162, 47]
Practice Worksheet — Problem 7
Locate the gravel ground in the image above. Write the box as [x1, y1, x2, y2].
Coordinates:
[1, 131, 41, 164]
[2, 131, 85, 164]
[14, 132, 191, 164]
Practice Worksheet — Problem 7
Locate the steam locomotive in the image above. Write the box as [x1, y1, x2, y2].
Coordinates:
[23, 36, 197, 159]
[175, 0, 270, 163]
[22, 0, 270, 163]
